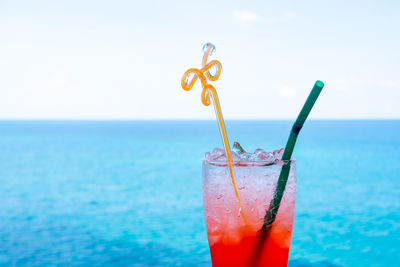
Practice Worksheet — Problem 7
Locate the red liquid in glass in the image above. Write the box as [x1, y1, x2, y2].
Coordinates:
[203, 161, 296, 267]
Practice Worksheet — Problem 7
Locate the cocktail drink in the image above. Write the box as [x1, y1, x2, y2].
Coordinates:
[203, 149, 296, 267]
[181, 43, 323, 266]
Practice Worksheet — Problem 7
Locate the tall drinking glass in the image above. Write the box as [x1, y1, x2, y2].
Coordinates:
[202, 159, 297, 267]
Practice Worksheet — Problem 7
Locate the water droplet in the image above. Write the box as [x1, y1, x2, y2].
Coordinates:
[238, 207, 242, 217]
[185, 72, 195, 87]
[216, 194, 223, 199]
[238, 186, 245, 190]
[203, 43, 216, 56]
[251, 208, 255, 212]
[225, 208, 232, 214]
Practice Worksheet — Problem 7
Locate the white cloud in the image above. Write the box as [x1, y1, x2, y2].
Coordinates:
[233, 10, 261, 24]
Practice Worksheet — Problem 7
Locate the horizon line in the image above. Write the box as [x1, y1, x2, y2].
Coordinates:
[0, 118, 399, 121]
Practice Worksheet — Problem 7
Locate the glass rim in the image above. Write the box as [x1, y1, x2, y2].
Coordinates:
[203, 158, 296, 167]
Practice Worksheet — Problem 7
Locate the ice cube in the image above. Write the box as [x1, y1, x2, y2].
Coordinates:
[211, 147, 226, 160]
[254, 148, 275, 162]
[206, 146, 286, 164]
[230, 151, 240, 161]
[232, 141, 246, 154]
[239, 152, 252, 160]
[272, 147, 284, 160]
[206, 147, 242, 162]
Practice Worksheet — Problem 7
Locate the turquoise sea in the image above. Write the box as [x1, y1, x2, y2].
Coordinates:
[0, 120, 399, 266]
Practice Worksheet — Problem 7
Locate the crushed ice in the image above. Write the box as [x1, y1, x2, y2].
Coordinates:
[205, 142, 286, 165]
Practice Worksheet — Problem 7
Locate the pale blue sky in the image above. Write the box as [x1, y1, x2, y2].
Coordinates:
[0, 0, 399, 119]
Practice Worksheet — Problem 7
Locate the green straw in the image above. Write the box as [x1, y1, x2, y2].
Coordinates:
[249, 80, 324, 267]
[261, 80, 324, 230]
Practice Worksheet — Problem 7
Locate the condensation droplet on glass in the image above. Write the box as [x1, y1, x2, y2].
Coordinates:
[238, 207, 242, 217]
[185, 72, 195, 87]
[225, 208, 231, 214]
[202, 43, 216, 56]
[216, 194, 223, 199]
[238, 186, 245, 190]
[251, 208, 255, 212]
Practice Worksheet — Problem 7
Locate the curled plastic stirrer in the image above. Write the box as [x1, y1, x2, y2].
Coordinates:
[181, 43, 246, 220]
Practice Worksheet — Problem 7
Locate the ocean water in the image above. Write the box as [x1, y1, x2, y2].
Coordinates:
[0, 120, 399, 267]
